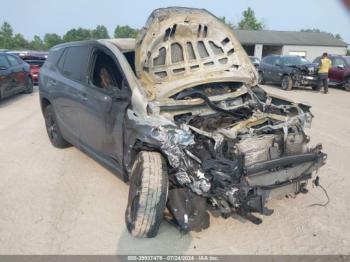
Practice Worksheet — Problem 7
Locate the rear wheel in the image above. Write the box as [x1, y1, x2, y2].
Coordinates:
[44, 104, 70, 148]
[344, 78, 350, 92]
[281, 75, 293, 91]
[24, 77, 33, 94]
[125, 151, 168, 238]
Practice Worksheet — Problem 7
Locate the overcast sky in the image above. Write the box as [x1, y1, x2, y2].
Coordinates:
[1, 0, 349, 44]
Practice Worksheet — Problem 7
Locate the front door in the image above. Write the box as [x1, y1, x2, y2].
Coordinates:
[78, 47, 130, 165]
[6, 54, 26, 93]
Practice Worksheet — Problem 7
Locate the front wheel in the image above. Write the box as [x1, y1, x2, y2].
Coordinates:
[125, 151, 168, 238]
[258, 72, 264, 84]
[344, 78, 350, 92]
[311, 85, 319, 91]
[281, 75, 293, 91]
[24, 77, 33, 94]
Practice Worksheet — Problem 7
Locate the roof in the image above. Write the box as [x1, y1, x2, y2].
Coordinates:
[105, 38, 135, 52]
[234, 30, 348, 47]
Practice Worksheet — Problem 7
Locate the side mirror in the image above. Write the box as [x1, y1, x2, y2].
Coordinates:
[275, 62, 281, 67]
[337, 64, 345, 69]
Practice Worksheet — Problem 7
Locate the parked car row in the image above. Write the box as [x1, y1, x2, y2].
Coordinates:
[0, 50, 47, 100]
[256, 54, 350, 91]
[7, 51, 48, 84]
[0, 53, 33, 100]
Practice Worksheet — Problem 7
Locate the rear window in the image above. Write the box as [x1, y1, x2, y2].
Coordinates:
[7, 55, 21, 66]
[262, 56, 274, 64]
[0, 55, 10, 68]
[61, 46, 90, 82]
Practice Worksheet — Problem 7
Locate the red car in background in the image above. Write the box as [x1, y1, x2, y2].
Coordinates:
[313, 55, 350, 91]
[7, 51, 47, 84]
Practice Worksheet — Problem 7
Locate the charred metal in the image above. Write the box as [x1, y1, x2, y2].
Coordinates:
[126, 82, 326, 231]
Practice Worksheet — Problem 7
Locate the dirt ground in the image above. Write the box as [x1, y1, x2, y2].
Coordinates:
[0, 84, 349, 255]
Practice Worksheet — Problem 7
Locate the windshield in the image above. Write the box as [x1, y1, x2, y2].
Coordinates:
[26, 60, 45, 67]
[281, 56, 310, 66]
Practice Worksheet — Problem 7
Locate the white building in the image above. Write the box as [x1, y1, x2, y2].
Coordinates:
[235, 30, 348, 61]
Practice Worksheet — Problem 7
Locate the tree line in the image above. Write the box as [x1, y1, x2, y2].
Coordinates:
[0, 7, 347, 54]
[0, 22, 139, 50]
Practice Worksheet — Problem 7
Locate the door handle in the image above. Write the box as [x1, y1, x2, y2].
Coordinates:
[48, 79, 57, 86]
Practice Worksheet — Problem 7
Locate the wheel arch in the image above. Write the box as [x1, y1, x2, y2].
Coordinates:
[40, 97, 51, 115]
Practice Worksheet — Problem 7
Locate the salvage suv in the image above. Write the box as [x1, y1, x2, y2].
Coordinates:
[39, 7, 326, 238]
[259, 55, 318, 90]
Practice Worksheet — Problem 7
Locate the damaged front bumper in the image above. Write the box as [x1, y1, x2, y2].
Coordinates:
[125, 84, 327, 232]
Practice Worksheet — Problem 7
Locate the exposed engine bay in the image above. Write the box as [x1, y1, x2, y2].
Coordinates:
[127, 82, 327, 232]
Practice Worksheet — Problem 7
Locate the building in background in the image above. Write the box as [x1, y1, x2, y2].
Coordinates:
[235, 30, 348, 61]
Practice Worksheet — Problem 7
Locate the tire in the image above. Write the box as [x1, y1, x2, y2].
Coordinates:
[24, 77, 33, 94]
[281, 75, 293, 91]
[125, 151, 168, 238]
[44, 104, 70, 148]
[344, 78, 350, 92]
[311, 85, 319, 91]
[258, 71, 264, 84]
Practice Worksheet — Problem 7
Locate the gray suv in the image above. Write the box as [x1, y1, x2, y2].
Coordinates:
[39, 7, 327, 238]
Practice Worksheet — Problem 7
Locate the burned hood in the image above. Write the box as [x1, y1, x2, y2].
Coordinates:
[135, 7, 258, 100]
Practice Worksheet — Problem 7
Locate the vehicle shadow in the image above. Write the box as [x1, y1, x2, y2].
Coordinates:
[261, 84, 320, 93]
[0, 86, 38, 109]
[116, 223, 193, 254]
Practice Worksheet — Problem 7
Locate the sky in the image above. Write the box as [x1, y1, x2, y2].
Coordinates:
[1, 0, 349, 44]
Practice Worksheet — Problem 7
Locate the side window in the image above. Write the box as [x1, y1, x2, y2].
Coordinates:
[274, 57, 281, 65]
[332, 57, 346, 68]
[62, 46, 90, 82]
[263, 56, 272, 65]
[7, 55, 20, 66]
[0, 55, 10, 68]
[91, 49, 124, 91]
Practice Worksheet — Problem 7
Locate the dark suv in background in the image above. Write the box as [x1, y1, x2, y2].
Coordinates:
[259, 55, 318, 90]
[313, 55, 350, 92]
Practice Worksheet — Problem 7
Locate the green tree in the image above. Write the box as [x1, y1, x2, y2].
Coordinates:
[0, 22, 14, 49]
[347, 49, 350, 56]
[12, 33, 29, 49]
[29, 35, 46, 50]
[63, 28, 92, 42]
[237, 7, 265, 30]
[114, 25, 139, 38]
[44, 33, 62, 49]
[219, 16, 235, 29]
[91, 25, 109, 39]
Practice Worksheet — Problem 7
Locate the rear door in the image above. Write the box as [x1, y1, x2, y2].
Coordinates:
[270, 56, 283, 83]
[51, 45, 91, 143]
[0, 54, 12, 98]
[261, 56, 274, 82]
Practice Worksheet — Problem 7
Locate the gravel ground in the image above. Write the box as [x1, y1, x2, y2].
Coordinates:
[0, 85, 349, 254]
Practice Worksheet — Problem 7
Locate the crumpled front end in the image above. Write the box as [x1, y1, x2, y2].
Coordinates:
[125, 83, 327, 232]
